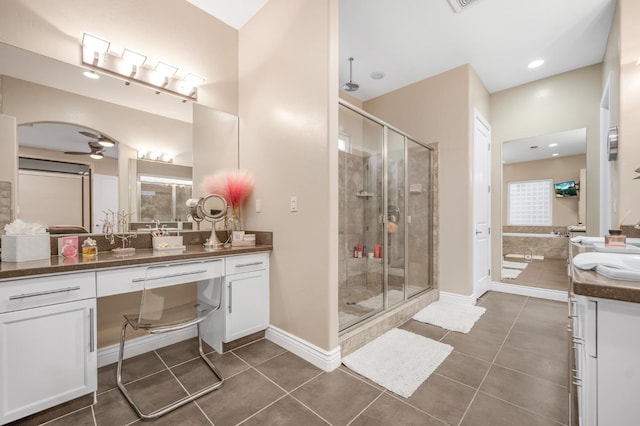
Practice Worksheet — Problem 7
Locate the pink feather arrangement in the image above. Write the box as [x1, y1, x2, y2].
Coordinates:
[200, 170, 255, 208]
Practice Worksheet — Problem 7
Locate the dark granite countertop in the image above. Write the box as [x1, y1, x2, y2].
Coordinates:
[0, 230, 273, 281]
[570, 242, 640, 303]
[0, 244, 272, 281]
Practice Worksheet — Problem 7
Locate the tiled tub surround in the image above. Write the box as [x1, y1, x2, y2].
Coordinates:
[502, 226, 569, 259]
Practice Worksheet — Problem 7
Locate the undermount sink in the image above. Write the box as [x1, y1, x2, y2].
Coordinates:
[573, 252, 640, 282]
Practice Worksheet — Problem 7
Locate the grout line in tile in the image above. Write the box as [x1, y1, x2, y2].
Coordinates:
[39, 405, 94, 425]
[345, 391, 385, 426]
[475, 390, 568, 426]
[490, 361, 569, 390]
[285, 390, 336, 426]
[192, 400, 215, 426]
[457, 296, 528, 425]
[381, 389, 455, 426]
[234, 394, 291, 426]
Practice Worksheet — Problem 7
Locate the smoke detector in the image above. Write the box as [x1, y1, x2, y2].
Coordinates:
[447, 0, 480, 13]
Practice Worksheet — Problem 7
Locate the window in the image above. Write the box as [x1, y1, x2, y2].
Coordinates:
[138, 175, 192, 222]
[338, 133, 351, 153]
[507, 179, 552, 225]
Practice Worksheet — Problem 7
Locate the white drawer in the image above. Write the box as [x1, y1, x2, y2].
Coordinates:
[0, 272, 96, 313]
[226, 253, 269, 275]
[97, 259, 224, 297]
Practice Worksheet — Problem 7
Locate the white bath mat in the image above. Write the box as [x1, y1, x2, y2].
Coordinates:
[413, 301, 486, 333]
[502, 261, 528, 269]
[501, 268, 522, 279]
[357, 290, 404, 309]
[342, 328, 452, 398]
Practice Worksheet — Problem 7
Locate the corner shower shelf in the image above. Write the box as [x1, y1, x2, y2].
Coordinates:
[355, 192, 374, 198]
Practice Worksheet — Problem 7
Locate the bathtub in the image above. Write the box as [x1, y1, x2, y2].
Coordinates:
[503, 232, 564, 238]
[503, 232, 568, 259]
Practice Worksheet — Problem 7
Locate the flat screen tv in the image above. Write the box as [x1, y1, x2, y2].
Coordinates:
[554, 180, 578, 198]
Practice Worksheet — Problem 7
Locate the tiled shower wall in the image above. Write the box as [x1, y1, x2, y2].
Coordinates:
[407, 145, 431, 287]
[339, 150, 383, 290]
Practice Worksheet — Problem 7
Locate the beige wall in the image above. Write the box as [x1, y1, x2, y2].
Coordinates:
[365, 64, 481, 297]
[239, 0, 339, 351]
[0, 0, 239, 115]
[616, 0, 640, 226]
[490, 65, 602, 281]
[339, 91, 363, 109]
[503, 154, 586, 226]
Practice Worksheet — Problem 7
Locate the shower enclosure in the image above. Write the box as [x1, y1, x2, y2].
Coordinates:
[338, 101, 434, 331]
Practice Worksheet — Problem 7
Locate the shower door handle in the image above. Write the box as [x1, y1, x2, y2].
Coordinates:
[475, 230, 482, 235]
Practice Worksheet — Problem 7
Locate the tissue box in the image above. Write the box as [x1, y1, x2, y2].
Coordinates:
[1, 233, 51, 262]
[152, 236, 184, 250]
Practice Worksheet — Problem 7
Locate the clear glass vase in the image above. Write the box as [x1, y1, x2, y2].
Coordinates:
[226, 206, 243, 231]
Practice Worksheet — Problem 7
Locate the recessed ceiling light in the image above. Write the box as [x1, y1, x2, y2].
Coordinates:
[370, 72, 385, 80]
[528, 59, 545, 69]
[549, 143, 558, 147]
[83, 70, 99, 80]
[552, 153, 559, 157]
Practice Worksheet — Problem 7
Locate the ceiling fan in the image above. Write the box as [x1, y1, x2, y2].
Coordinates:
[64, 131, 116, 159]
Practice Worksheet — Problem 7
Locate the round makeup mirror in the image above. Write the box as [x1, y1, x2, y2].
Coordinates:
[200, 194, 227, 220]
[185, 195, 228, 249]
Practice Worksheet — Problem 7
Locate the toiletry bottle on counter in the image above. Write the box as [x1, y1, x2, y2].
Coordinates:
[605, 229, 626, 247]
[82, 237, 98, 260]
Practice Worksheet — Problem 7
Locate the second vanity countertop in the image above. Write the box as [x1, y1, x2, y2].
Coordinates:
[570, 242, 640, 303]
[0, 244, 272, 281]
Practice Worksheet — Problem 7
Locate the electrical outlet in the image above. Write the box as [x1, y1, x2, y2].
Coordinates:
[290, 196, 298, 212]
[255, 199, 261, 213]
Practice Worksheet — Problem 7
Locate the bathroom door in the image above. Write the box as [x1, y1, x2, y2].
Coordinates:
[473, 111, 491, 300]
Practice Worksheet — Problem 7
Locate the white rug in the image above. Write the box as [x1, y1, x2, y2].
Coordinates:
[502, 261, 528, 269]
[413, 301, 486, 333]
[501, 268, 522, 279]
[342, 328, 453, 398]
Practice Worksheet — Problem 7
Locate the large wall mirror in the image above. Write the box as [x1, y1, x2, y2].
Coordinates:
[500, 128, 586, 291]
[0, 41, 238, 233]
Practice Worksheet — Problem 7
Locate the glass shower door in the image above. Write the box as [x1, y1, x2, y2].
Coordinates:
[386, 129, 406, 307]
[338, 104, 384, 330]
[406, 138, 433, 296]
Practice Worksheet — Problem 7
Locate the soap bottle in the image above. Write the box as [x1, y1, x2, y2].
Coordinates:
[82, 237, 98, 260]
[605, 229, 626, 247]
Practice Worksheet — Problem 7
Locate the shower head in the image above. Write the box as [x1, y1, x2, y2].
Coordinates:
[343, 57, 360, 92]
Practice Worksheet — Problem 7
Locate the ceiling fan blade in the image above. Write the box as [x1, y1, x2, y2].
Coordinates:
[64, 151, 91, 155]
[79, 130, 100, 139]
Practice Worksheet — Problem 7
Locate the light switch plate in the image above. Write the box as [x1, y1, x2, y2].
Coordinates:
[255, 199, 261, 213]
[290, 196, 298, 212]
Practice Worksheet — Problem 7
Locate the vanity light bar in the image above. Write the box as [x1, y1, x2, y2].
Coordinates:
[81, 32, 205, 101]
[137, 150, 174, 163]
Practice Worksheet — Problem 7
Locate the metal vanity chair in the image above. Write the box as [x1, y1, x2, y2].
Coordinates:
[116, 260, 225, 420]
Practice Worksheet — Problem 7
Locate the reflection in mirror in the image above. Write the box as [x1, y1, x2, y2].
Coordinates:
[17, 123, 119, 231]
[136, 160, 192, 223]
[201, 194, 227, 220]
[501, 128, 586, 292]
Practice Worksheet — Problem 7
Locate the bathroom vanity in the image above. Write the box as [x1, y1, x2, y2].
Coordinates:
[0, 243, 271, 425]
[569, 243, 640, 426]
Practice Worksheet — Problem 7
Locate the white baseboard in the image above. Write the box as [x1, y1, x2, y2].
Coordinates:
[439, 291, 476, 305]
[266, 325, 341, 372]
[490, 281, 568, 302]
[97, 326, 197, 368]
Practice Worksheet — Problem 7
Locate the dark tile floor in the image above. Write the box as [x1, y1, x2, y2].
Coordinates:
[503, 257, 570, 292]
[31, 292, 569, 426]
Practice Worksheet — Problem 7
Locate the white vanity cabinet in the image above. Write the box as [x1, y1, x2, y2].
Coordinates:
[204, 253, 270, 353]
[572, 295, 640, 426]
[0, 272, 97, 425]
